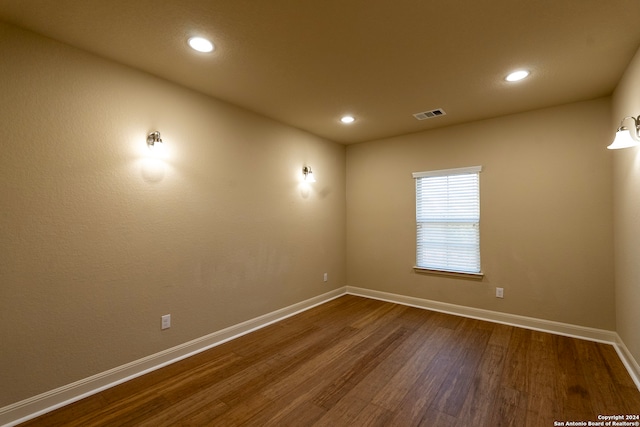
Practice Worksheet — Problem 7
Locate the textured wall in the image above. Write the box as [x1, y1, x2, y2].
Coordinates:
[346, 98, 615, 330]
[0, 22, 346, 407]
[611, 45, 640, 370]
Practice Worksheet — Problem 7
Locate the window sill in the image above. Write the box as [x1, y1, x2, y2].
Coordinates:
[413, 267, 484, 280]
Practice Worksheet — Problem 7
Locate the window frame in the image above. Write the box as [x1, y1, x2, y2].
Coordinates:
[412, 166, 484, 279]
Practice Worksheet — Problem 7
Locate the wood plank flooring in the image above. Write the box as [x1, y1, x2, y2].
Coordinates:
[20, 295, 640, 426]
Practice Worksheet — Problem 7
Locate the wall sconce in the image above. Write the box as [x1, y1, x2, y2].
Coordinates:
[147, 131, 163, 150]
[302, 166, 316, 182]
[608, 116, 640, 149]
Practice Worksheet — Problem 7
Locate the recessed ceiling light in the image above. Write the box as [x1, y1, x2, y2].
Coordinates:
[188, 37, 214, 53]
[505, 70, 530, 82]
[340, 115, 355, 124]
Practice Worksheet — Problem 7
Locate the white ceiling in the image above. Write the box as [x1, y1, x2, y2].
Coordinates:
[1, 0, 640, 144]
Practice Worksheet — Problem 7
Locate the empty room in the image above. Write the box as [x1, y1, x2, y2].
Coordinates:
[1, 1, 640, 426]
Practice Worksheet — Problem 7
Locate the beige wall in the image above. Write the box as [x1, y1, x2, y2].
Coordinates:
[2, 17, 636, 412]
[611, 45, 640, 368]
[347, 98, 615, 330]
[0, 22, 346, 407]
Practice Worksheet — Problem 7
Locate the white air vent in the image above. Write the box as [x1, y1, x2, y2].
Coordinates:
[413, 108, 446, 120]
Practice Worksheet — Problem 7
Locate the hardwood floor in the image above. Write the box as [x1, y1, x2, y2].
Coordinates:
[21, 295, 640, 426]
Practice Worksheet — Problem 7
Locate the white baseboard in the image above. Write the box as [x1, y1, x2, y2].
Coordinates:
[346, 286, 640, 391]
[613, 334, 640, 391]
[3, 286, 639, 426]
[0, 288, 347, 427]
[346, 286, 618, 342]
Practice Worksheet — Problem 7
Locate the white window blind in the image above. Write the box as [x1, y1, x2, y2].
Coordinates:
[413, 166, 482, 274]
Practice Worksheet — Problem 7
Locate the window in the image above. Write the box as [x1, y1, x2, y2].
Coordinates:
[412, 166, 482, 276]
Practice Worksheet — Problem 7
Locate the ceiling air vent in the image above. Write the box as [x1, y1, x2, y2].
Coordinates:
[413, 108, 446, 121]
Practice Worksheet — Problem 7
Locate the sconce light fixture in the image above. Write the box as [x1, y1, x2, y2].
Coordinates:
[608, 116, 640, 149]
[302, 166, 316, 182]
[147, 131, 163, 149]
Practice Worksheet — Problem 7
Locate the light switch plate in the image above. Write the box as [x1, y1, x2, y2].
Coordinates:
[161, 314, 171, 330]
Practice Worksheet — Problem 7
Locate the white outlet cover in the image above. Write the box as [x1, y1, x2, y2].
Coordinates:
[161, 314, 171, 330]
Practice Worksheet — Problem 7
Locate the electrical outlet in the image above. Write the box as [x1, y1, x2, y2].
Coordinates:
[496, 287, 504, 298]
[323, 273, 328, 282]
[161, 314, 171, 330]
